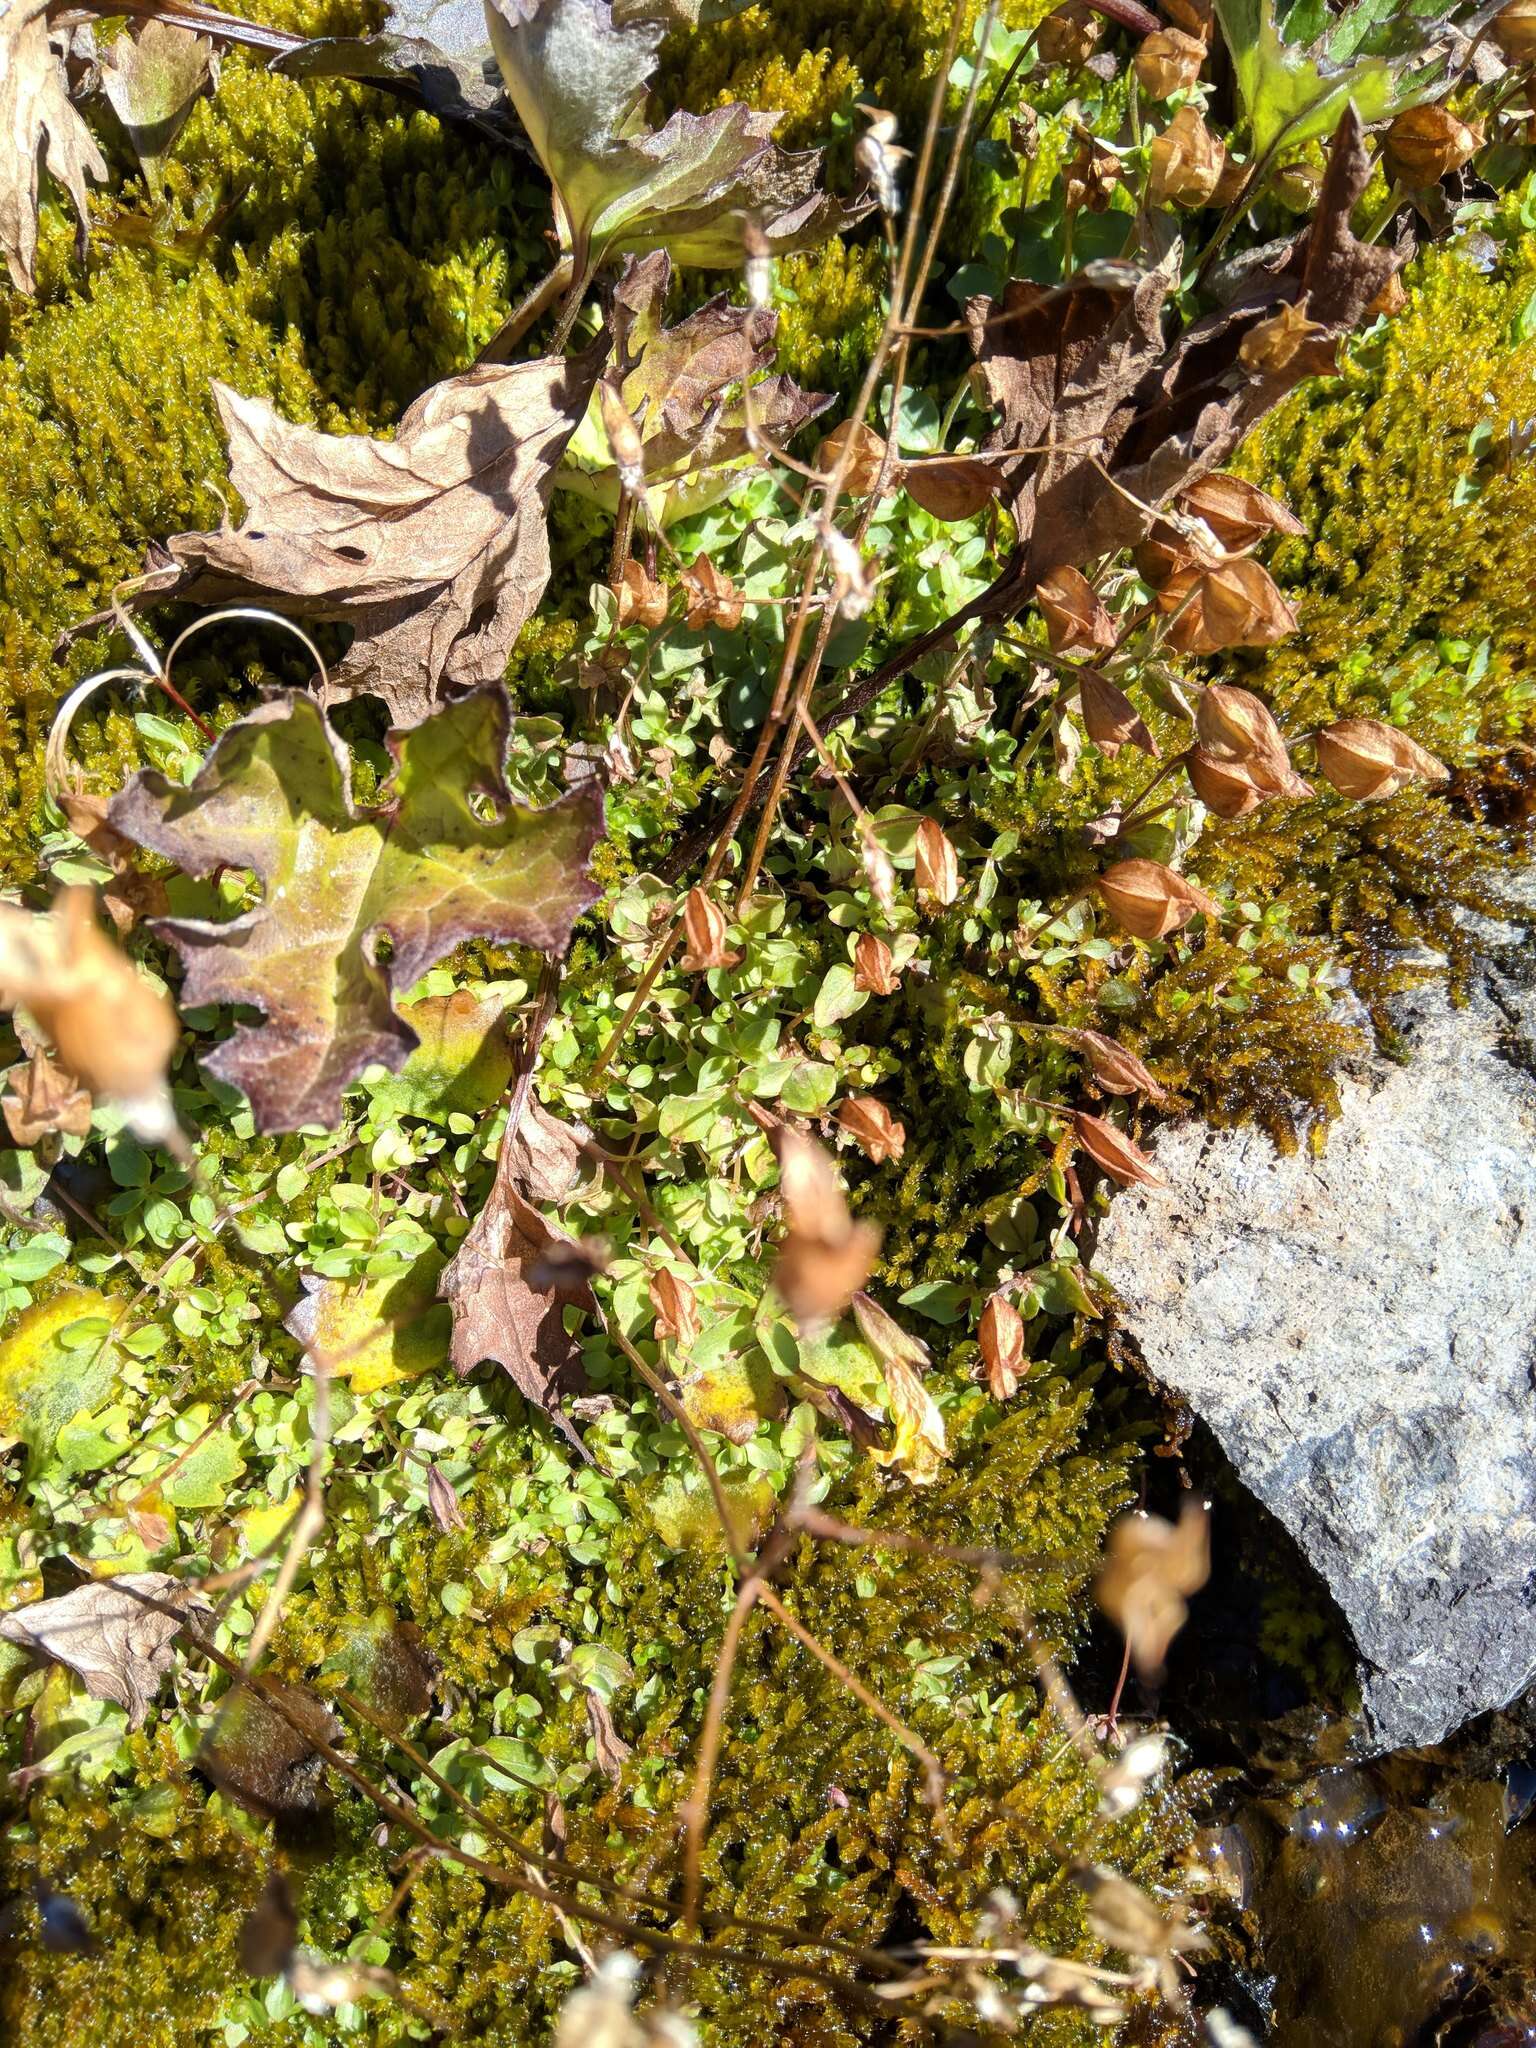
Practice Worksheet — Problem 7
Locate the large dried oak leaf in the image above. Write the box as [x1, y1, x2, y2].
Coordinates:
[109, 688, 604, 1133]
[100, 344, 604, 724]
[0, 3, 107, 294]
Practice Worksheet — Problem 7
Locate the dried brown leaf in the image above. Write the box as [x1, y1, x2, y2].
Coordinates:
[1037, 565, 1116, 655]
[816, 419, 889, 497]
[0, 1572, 208, 1726]
[0, 3, 107, 293]
[506, 1095, 589, 1205]
[614, 557, 668, 628]
[835, 1094, 905, 1165]
[681, 554, 745, 630]
[2, 1049, 91, 1148]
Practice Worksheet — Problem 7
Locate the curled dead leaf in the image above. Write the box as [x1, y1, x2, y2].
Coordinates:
[769, 1128, 880, 1328]
[679, 887, 742, 971]
[1079, 669, 1157, 759]
[1073, 1110, 1168, 1190]
[835, 1094, 906, 1165]
[979, 1291, 1026, 1402]
[1315, 717, 1449, 801]
[1097, 858, 1218, 940]
[648, 1267, 701, 1349]
[0, 2, 107, 293]
[852, 932, 900, 995]
[1095, 1499, 1211, 1676]
[914, 818, 960, 910]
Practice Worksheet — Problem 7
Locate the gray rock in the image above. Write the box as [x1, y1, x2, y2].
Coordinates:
[1095, 890, 1536, 1752]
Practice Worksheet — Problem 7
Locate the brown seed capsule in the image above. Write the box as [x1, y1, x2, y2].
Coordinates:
[1135, 26, 1206, 98]
[682, 555, 745, 630]
[649, 1268, 701, 1349]
[816, 419, 890, 498]
[914, 818, 961, 910]
[770, 1128, 882, 1328]
[1493, 0, 1536, 63]
[1098, 858, 1219, 940]
[1133, 522, 1199, 588]
[678, 887, 741, 972]
[1211, 150, 1252, 208]
[599, 380, 647, 497]
[1367, 270, 1408, 320]
[836, 1094, 906, 1165]
[1314, 718, 1450, 801]
[1037, 0, 1103, 69]
[1148, 106, 1225, 209]
[1384, 103, 1483, 188]
[1080, 669, 1158, 760]
[1036, 565, 1117, 655]
[1239, 297, 1329, 376]
[1065, 134, 1124, 214]
[1073, 1110, 1169, 1190]
[979, 1293, 1026, 1403]
[614, 558, 668, 629]
[1195, 683, 1309, 796]
[1069, 1028, 1168, 1104]
[853, 932, 900, 995]
[1160, 0, 1213, 30]
[1160, 558, 1299, 655]
[1177, 474, 1305, 552]
[1187, 744, 1267, 819]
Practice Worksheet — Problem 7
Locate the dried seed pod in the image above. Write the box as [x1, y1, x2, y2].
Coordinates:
[1069, 1027, 1168, 1104]
[1195, 683, 1309, 795]
[1065, 134, 1123, 214]
[1367, 270, 1408, 320]
[1073, 1109, 1168, 1189]
[914, 818, 961, 910]
[1187, 744, 1267, 818]
[614, 558, 667, 629]
[854, 104, 911, 214]
[1160, 557, 1298, 654]
[1384, 103, 1483, 187]
[901, 454, 1002, 521]
[648, 1268, 701, 1348]
[1315, 718, 1450, 801]
[1239, 297, 1329, 375]
[678, 887, 741, 972]
[1177, 474, 1305, 552]
[816, 419, 889, 497]
[681, 555, 745, 630]
[1096, 1499, 1211, 1676]
[2, 1049, 91, 1148]
[426, 1464, 467, 1532]
[1097, 858, 1218, 940]
[1160, 0, 1213, 32]
[1135, 26, 1206, 98]
[860, 832, 898, 911]
[599, 380, 646, 497]
[1079, 669, 1157, 759]
[770, 1127, 882, 1327]
[1493, 0, 1536, 63]
[1147, 105, 1225, 209]
[1036, 565, 1116, 655]
[852, 932, 900, 995]
[978, 1292, 1026, 1402]
[1133, 521, 1200, 587]
[1037, 0, 1103, 69]
[836, 1094, 906, 1165]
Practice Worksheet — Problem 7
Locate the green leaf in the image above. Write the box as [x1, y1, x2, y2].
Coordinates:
[362, 982, 520, 1122]
[485, 0, 864, 272]
[110, 690, 604, 1132]
[0, 1290, 124, 1477]
[1214, 0, 1460, 158]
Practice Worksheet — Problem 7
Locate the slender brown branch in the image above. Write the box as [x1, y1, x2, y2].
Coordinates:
[680, 1573, 763, 1936]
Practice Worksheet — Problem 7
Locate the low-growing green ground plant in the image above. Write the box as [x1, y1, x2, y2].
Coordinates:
[0, 0, 1534, 2043]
